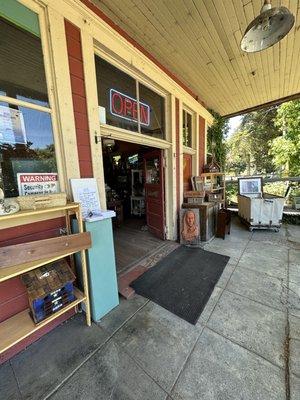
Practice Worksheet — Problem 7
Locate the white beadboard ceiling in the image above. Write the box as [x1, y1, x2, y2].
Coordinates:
[91, 0, 300, 116]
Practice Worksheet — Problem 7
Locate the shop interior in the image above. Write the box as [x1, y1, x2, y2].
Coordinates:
[101, 138, 165, 273]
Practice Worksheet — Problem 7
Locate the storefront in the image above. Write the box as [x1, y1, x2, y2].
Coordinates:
[0, 0, 213, 362]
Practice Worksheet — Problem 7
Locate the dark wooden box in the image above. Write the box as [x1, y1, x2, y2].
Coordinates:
[182, 202, 218, 241]
[184, 191, 205, 205]
[216, 208, 231, 239]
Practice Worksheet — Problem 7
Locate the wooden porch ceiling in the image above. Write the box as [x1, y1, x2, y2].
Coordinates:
[91, 0, 300, 116]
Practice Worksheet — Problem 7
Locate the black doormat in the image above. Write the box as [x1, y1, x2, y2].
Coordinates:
[130, 246, 229, 325]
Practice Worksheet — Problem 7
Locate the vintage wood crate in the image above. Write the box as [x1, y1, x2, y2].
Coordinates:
[17, 193, 67, 210]
[21, 260, 76, 323]
[184, 191, 205, 205]
[207, 193, 223, 202]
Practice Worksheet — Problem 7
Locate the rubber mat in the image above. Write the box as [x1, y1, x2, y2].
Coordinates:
[130, 246, 229, 324]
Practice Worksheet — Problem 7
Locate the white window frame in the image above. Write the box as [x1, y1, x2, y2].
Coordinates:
[182, 106, 196, 154]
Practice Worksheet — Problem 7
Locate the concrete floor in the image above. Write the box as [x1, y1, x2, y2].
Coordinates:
[1, 217, 300, 400]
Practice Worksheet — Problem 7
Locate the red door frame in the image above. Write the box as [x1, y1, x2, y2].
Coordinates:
[144, 149, 165, 240]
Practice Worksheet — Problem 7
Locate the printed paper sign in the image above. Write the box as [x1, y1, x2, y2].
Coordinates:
[70, 178, 101, 219]
[0, 105, 27, 144]
[17, 173, 59, 195]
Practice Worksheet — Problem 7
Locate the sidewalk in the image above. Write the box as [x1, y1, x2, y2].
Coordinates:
[1, 217, 299, 400]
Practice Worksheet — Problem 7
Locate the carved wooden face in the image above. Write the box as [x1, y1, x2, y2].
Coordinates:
[185, 210, 195, 228]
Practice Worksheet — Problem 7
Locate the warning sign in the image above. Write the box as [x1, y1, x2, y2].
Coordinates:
[17, 173, 59, 196]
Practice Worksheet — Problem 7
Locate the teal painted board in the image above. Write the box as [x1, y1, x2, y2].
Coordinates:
[85, 219, 119, 321]
[0, 0, 40, 37]
[72, 218, 119, 322]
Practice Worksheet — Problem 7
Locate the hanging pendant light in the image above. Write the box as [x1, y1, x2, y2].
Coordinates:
[241, 0, 295, 53]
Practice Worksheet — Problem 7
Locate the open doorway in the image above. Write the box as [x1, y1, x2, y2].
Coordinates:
[102, 138, 166, 274]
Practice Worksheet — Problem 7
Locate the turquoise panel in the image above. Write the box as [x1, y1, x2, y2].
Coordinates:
[73, 218, 119, 322]
[0, 0, 40, 37]
[85, 219, 119, 321]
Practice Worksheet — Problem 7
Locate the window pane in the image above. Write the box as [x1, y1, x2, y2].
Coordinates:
[0, 104, 57, 197]
[182, 110, 186, 146]
[140, 84, 165, 139]
[95, 56, 138, 132]
[145, 158, 160, 184]
[183, 111, 192, 147]
[0, 16, 49, 107]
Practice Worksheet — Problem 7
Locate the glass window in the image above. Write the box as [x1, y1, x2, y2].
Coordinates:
[0, 104, 57, 197]
[145, 158, 160, 184]
[95, 56, 138, 132]
[182, 110, 193, 147]
[0, 16, 49, 107]
[0, 5, 58, 198]
[95, 56, 165, 139]
[139, 84, 165, 139]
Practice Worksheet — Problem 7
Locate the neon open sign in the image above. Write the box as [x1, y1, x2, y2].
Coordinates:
[110, 89, 150, 126]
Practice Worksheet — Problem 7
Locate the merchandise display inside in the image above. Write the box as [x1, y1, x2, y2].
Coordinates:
[102, 139, 165, 273]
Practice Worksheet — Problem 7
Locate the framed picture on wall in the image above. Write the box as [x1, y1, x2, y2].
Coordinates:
[180, 208, 200, 246]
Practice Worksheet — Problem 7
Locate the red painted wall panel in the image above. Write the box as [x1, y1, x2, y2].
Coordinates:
[68, 57, 85, 79]
[0, 279, 26, 305]
[74, 111, 89, 131]
[199, 116, 206, 174]
[73, 96, 87, 114]
[70, 76, 86, 97]
[66, 38, 82, 60]
[0, 293, 29, 323]
[65, 19, 93, 178]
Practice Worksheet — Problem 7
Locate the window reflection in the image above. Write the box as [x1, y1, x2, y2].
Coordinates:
[145, 158, 160, 184]
[140, 84, 165, 139]
[183, 110, 192, 147]
[0, 16, 49, 107]
[0, 105, 56, 197]
[95, 57, 138, 132]
[95, 56, 166, 139]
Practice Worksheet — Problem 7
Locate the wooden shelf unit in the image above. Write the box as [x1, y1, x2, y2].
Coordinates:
[0, 288, 85, 354]
[0, 203, 91, 355]
[201, 172, 226, 203]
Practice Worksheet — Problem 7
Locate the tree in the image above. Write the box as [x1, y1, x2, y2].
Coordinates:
[226, 129, 252, 175]
[240, 107, 281, 173]
[207, 111, 229, 171]
[270, 100, 300, 176]
[226, 107, 282, 175]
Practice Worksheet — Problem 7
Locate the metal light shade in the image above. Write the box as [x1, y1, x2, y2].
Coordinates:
[241, 2, 295, 53]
